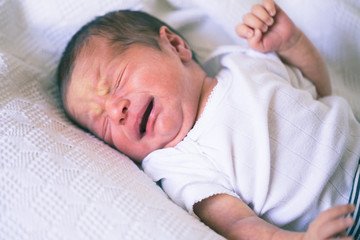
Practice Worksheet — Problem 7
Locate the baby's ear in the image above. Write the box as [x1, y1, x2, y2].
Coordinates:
[159, 26, 192, 62]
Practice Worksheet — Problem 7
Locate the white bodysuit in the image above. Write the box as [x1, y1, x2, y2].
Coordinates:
[142, 46, 360, 231]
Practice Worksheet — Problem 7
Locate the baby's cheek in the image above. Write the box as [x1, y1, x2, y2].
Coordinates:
[157, 112, 182, 138]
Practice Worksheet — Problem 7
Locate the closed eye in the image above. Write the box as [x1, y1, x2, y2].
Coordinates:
[102, 117, 110, 141]
[113, 64, 128, 91]
[113, 74, 121, 90]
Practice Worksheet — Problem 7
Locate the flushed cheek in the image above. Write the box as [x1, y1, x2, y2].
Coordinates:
[155, 109, 183, 139]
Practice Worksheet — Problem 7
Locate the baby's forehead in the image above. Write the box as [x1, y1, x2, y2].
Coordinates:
[66, 38, 106, 107]
[79, 36, 135, 70]
[73, 37, 117, 79]
[80, 36, 113, 58]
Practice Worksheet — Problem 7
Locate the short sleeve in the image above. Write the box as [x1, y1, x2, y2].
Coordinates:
[142, 141, 238, 212]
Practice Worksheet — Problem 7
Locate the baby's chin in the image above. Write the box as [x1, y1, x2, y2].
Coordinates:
[126, 150, 148, 163]
[124, 142, 166, 163]
[128, 122, 189, 162]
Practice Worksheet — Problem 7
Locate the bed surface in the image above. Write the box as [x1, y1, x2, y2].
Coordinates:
[1, 0, 359, 239]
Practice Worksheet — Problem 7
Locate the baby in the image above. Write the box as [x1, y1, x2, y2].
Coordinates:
[57, 0, 360, 239]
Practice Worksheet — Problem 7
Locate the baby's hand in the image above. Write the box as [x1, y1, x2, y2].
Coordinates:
[304, 204, 355, 240]
[236, 0, 300, 54]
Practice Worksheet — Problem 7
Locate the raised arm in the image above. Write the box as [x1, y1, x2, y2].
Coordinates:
[193, 194, 354, 240]
[236, 0, 331, 97]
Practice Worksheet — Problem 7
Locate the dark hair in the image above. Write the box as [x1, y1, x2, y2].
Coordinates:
[57, 10, 197, 107]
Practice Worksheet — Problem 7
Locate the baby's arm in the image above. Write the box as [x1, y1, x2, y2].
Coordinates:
[236, 0, 331, 97]
[193, 194, 354, 240]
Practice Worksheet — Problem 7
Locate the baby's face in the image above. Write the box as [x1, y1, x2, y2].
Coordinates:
[65, 35, 200, 162]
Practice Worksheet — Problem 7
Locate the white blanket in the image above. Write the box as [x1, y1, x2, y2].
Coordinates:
[0, 0, 359, 239]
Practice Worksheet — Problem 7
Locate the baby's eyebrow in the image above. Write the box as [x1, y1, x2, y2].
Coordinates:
[96, 77, 110, 96]
[95, 58, 111, 96]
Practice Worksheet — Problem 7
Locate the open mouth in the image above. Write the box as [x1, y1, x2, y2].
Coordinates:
[140, 99, 153, 136]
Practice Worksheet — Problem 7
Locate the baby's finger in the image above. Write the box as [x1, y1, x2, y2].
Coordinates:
[263, 0, 276, 16]
[320, 217, 354, 239]
[243, 13, 268, 33]
[252, 4, 274, 26]
[325, 204, 355, 219]
[248, 29, 263, 50]
[236, 24, 255, 38]
[320, 204, 355, 222]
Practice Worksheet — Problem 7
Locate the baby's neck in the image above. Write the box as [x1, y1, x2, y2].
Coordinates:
[195, 75, 217, 121]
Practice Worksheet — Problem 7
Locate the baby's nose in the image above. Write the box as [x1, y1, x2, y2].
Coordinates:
[106, 98, 130, 125]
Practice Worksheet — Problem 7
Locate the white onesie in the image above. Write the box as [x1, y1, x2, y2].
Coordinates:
[142, 46, 360, 231]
